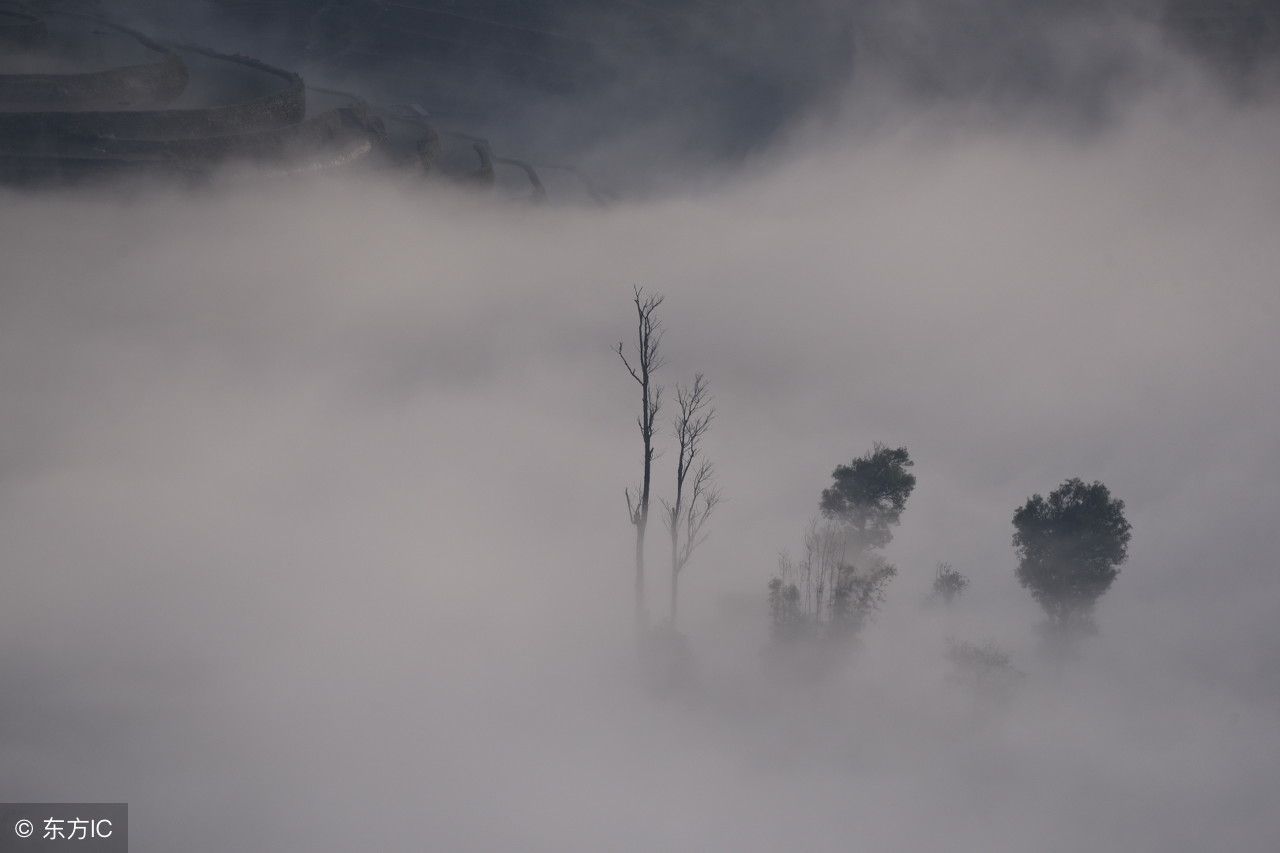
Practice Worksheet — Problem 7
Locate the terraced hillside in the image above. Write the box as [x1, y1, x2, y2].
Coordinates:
[3, 0, 1277, 190]
[0, 3, 561, 196]
[93, 0, 858, 166]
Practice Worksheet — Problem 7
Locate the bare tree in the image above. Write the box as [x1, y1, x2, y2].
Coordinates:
[660, 374, 721, 624]
[619, 287, 665, 629]
[770, 518, 897, 642]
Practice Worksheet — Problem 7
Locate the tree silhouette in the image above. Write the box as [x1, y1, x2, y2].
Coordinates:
[767, 443, 915, 651]
[769, 519, 897, 642]
[931, 562, 970, 605]
[1013, 478, 1132, 633]
[819, 443, 916, 553]
[619, 287, 665, 630]
[660, 374, 720, 624]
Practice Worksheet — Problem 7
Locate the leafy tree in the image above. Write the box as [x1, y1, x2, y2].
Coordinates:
[768, 519, 897, 643]
[1012, 478, 1132, 632]
[931, 562, 970, 604]
[829, 557, 898, 635]
[766, 443, 915, 651]
[819, 443, 917, 552]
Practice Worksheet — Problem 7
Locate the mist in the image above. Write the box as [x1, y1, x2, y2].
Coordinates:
[3, 6, 1280, 852]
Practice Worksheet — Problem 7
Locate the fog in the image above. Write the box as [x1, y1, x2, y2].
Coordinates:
[3, 9, 1280, 852]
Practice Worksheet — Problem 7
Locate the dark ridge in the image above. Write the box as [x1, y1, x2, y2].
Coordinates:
[0, 16, 185, 109]
[0, 6, 570, 199]
[0, 8, 48, 51]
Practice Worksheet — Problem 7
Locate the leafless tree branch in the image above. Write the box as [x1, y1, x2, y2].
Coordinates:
[618, 286, 665, 631]
[666, 373, 719, 623]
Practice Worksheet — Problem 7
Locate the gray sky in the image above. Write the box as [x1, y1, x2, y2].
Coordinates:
[2, 12, 1279, 853]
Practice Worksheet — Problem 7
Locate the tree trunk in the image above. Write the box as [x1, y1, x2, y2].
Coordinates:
[670, 528, 680, 624]
[634, 521, 646, 628]
[636, 389, 652, 630]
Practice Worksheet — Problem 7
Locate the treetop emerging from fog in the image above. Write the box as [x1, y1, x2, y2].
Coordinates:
[819, 443, 917, 552]
[1013, 478, 1132, 631]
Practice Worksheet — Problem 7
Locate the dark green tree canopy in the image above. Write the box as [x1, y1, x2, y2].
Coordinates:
[1013, 478, 1132, 628]
[819, 443, 917, 551]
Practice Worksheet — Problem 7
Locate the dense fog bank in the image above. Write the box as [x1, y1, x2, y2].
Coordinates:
[2, 56, 1279, 853]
